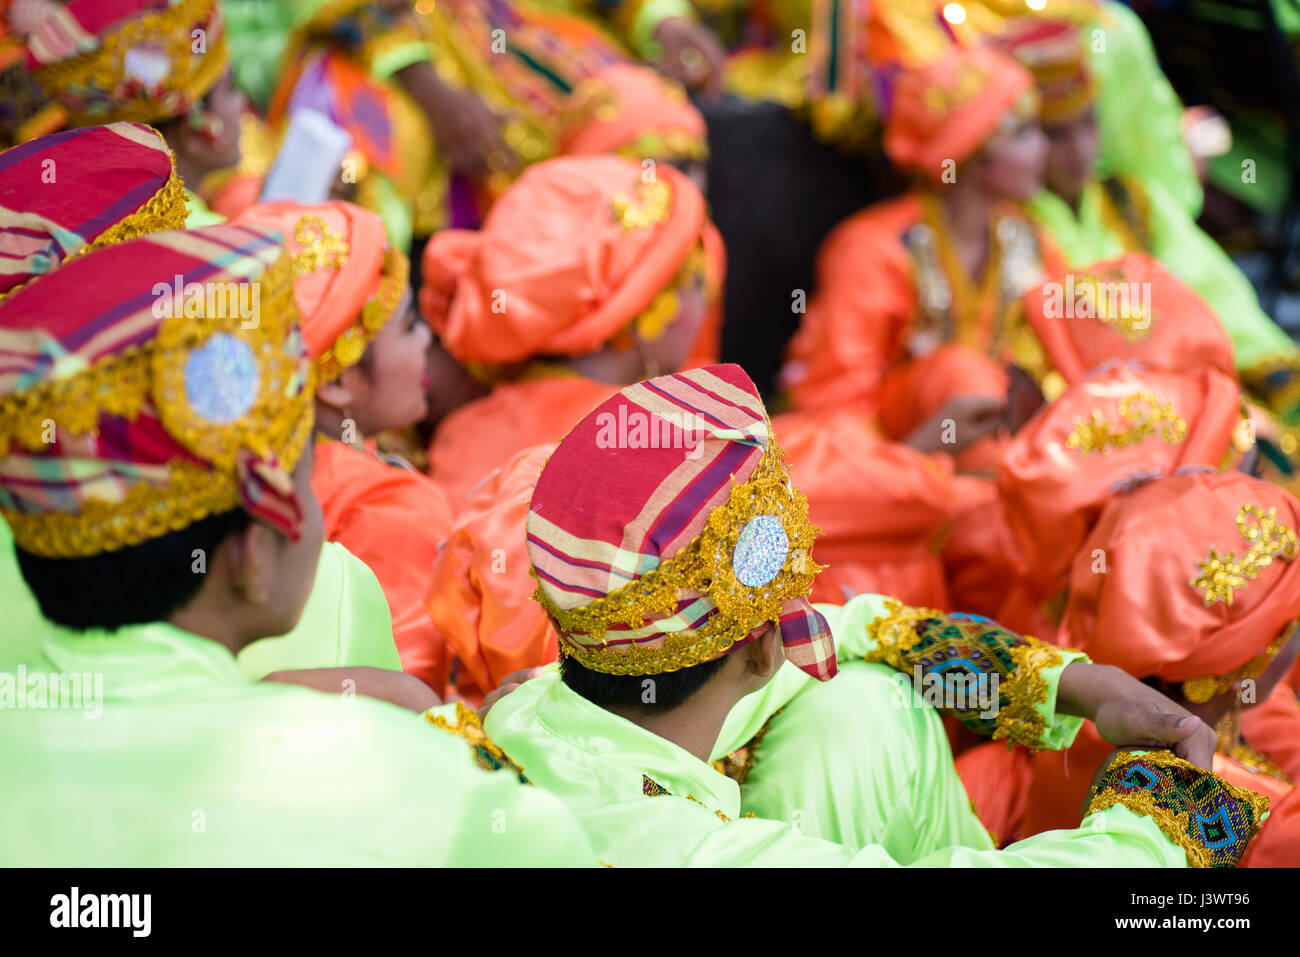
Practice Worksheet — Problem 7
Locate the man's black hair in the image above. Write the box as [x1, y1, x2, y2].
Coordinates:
[559, 652, 728, 714]
[15, 507, 251, 632]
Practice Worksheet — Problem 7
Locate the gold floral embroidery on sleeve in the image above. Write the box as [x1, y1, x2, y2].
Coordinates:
[994, 638, 1064, 748]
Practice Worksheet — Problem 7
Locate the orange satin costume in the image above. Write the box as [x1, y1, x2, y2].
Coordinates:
[774, 405, 955, 609]
[231, 199, 457, 691]
[969, 471, 1300, 863]
[995, 363, 1243, 636]
[781, 48, 1061, 616]
[426, 444, 559, 706]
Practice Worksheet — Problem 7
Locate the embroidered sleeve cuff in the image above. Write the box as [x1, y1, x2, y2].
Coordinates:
[1084, 751, 1270, 868]
[863, 599, 1087, 750]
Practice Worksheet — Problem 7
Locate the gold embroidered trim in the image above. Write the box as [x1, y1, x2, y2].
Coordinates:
[994, 636, 1064, 749]
[633, 242, 707, 343]
[1084, 751, 1270, 869]
[1183, 620, 1296, 704]
[1, 250, 314, 557]
[616, 129, 709, 164]
[536, 438, 824, 676]
[291, 215, 350, 277]
[33, 0, 228, 128]
[611, 179, 672, 231]
[1066, 391, 1187, 455]
[862, 598, 944, 671]
[425, 701, 527, 778]
[3, 403, 312, 558]
[1188, 503, 1298, 609]
[316, 244, 411, 384]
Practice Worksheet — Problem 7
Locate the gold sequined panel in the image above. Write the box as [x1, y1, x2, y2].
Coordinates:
[611, 179, 673, 231]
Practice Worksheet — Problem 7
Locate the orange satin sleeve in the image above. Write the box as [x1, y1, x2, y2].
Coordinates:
[955, 741, 1034, 847]
[1241, 683, 1300, 783]
[427, 377, 620, 509]
[311, 440, 455, 691]
[779, 196, 921, 414]
[773, 406, 954, 608]
[426, 445, 560, 705]
[1241, 786, 1300, 867]
[943, 471, 1020, 618]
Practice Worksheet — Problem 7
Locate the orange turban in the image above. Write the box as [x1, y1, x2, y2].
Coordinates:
[884, 46, 1035, 181]
[1023, 253, 1236, 387]
[230, 199, 409, 382]
[998, 364, 1243, 594]
[1062, 471, 1300, 696]
[419, 155, 707, 364]
[559, 64, 707, 164]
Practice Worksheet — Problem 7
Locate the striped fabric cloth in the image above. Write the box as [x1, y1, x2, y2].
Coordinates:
[527, 363, 838, 681]
[0, 122, 182, 294]
[0, 223, 311, 553]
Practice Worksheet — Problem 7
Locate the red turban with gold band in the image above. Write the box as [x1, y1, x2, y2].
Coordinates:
[0, 223, 313, 556]
[527, 363, 837, 682]
[24, 0, 228, 130]
[0, 122, 187, 297]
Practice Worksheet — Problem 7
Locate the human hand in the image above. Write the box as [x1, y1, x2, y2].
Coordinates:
[1058, 663, 1215, 769]
[902, 394, 1007, 455]
[652, 16, 726, 99]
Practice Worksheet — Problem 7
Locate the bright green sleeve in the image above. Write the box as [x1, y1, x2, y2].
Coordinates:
[222, 0, 296, 109]
[1143, 178, 1299, 371]
[729, 659, 997, 860]
[237, 541, 401, 678]
[1089, 2, 1202, 216]
[183, 189, 226, 228]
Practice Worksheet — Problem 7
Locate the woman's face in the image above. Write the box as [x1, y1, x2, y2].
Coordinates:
[347, 289, 432, 435]
[974, 114, 1048, 203]
[1043, 108, 1099, 205]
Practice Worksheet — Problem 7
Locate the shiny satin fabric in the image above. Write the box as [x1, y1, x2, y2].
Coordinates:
[998, 365, 1242, 599]
[311, 439, 454, 691]
[428, 376, 620, 510]
[426, 444, 559, 705]
[773, 405, 955, 609]
[1022, 252, 1237, 387]
[1061, 471, 1300, 683]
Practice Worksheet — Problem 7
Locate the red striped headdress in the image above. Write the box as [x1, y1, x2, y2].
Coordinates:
[527, 364, 838, 681]
[0, 223, 312, 557]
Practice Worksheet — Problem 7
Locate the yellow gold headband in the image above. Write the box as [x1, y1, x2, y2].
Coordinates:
[1183, 621, 1296, 704]
[316, 244, 411, 384]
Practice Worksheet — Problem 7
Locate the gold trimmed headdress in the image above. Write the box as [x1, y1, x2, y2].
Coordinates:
[526, 364, 839, 682]
[28, 0, 229, 130]
[0, 122, 188, 299]
[0, 224, 313, 557]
